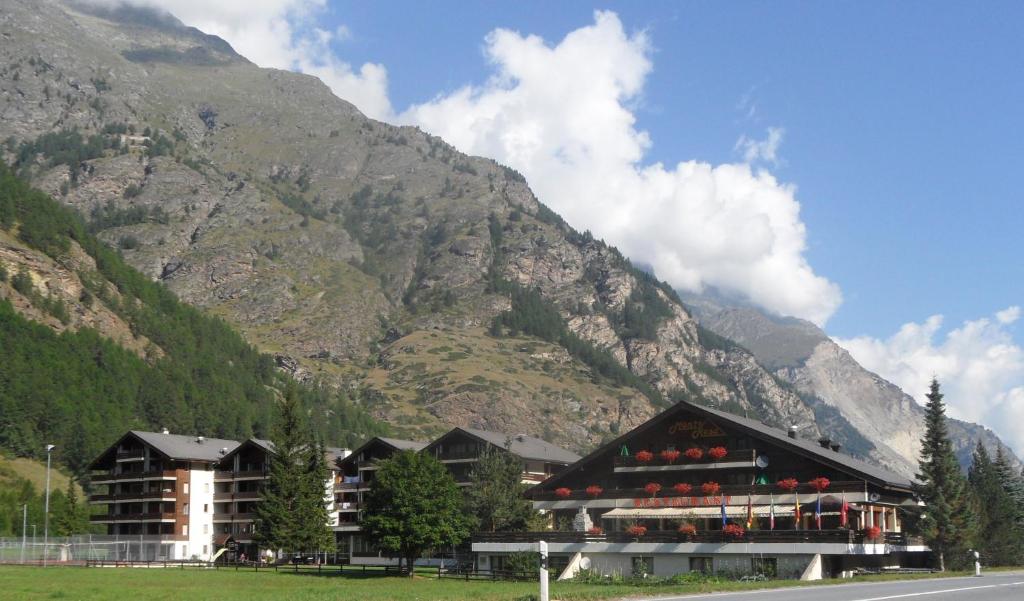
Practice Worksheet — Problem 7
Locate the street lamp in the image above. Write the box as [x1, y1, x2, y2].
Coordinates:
[43, 444, 54, 567]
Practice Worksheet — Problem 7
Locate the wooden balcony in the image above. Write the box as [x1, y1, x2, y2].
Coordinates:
[88, 490, 176, 503]
[90, 512, 176, 522]
[613, 449, 756, 471]
[214, 470, 268, 481]
[91, 470, 177, 485]
[212, 512, 256, 522]
[115, 451, 145, 462]
[473, 529, 921, 546]
[531, 480, 867, 501]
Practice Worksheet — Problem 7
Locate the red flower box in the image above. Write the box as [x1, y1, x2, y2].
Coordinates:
[808, 477, 830, 492]
[677, 523, 697, 535]
[776, 478, 799, 492]
[635, 450, 654, 463]
[660, 449, 681, 463]
[701, 481, 721, 496]
[707, 446, 728, 460]
[672, 483, 693, 495]
[585, 485, 603, 498]
[644, 482, 662, 497]
[626, 525, 648, 537]
[723, 523, 746, 538]
[864, 526, 882, 540]
[554, 487, 572, 499]
[587, 526, 604, 535]
[684, 447, 704, 460]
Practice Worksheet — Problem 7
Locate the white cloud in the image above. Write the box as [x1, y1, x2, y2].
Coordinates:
[96, 0, 393, 120]
[735, 127, 784, 165]
[837, 307, 1024, 456]
[400, 12, 840, 324]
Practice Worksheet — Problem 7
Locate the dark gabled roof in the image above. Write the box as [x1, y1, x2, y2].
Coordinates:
[216, 438, 273, 465]
[89, 431, 241, 468]
[534, 400, 913, 493]
[456, 428, 581, 464]
[337, 436, 427, 467]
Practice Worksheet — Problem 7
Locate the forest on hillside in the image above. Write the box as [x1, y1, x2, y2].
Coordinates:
[0, 162, 387, 478]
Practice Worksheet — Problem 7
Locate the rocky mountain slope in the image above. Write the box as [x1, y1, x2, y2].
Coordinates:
[0, 0, 1010, 469]
[684, 292, 1018, 472]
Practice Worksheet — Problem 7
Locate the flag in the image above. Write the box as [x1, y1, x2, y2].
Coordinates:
[720, 493, 727, 528]
[815, 490, 822, 530]
[840, 491, 849, 527]
[746, 494, 753, 529]
[794, 492, 801, 529]
[769, 493, 776, 530]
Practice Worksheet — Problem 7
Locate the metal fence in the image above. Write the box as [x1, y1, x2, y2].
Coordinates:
[0, 535, 171, 564]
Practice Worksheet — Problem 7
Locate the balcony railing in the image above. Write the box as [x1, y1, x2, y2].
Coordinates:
[212, 512, 256, 521]
[115, 451, 145, 461]
[334, 480, 362, 490]
[91, 470, 177, 484]
[473, 529, 918, 546]
[90, 512, 176, 522]
[89, 490, 176, 502]
[613, 449, 756, 469]
[214, 470, 268, 481]
[531, 480, 867, 501]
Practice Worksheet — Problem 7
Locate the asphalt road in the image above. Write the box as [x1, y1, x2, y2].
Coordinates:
[634, 571, 1024, 601]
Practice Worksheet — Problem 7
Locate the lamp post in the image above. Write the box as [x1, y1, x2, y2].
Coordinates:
[43, 444, 54, 567]
[20, 504, 26, 564]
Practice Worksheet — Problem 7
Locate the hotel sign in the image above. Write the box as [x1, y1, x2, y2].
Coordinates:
[668, 419, 726, 439]
[633, 495, 733, 508]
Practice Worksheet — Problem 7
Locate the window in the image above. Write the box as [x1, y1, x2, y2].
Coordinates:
[182, 525, 188, 536]
[752, 557, 777, 578]
[202, 545, 207, 555]
[181, 545, 187, 557]
[183, 503, 189, 515]
[204, 483, 210, 493]
[183, 483, 189, 495]
[690, 557, 713, 574]
[203, 524, 208, 534]
[631, 557, 653, 577]
[203, 504, 208, 513]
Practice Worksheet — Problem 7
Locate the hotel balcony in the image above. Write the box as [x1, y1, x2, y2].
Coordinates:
[115, 450, 145, 462]
[88, 490, 176, 504]
[531, 480, 868, 502]
[214, 469, 268, 482]
[212, 512, 256, 523]
[90, 512, 177, 523]
[336, 502, 361, 513]
[472, 529, 923, 547]
[612, 449, 757, 472]
[91, 470, 177, 485]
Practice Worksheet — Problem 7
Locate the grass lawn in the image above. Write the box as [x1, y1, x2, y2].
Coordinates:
[0, 565, 998, 601]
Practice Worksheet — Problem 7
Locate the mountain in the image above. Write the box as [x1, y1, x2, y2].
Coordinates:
[683, 291, 1018, 472]
[0, 1, 1010, 472]
[0, 161, 386, 476]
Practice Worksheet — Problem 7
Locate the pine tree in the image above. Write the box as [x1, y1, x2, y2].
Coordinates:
[296, 438, 333, 558]
[967, 443, 1021, 565]
[465, 446, 539, 532]
[914, 379, 974, 570]
[254, 388, 307, 557]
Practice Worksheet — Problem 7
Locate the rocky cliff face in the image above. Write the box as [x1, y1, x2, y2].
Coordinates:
[0, 0, 1003, 465]
[686, 296, 1019, 474]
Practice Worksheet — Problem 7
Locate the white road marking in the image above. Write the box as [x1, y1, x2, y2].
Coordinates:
[850, 580, 1024, 601]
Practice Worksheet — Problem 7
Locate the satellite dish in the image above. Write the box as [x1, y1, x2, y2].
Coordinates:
[579, 557, 592, 570]
[755, 455, 769, 469]
[868, 492, 881, 502]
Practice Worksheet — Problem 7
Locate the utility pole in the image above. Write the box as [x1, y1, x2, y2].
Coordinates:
[43, 444, 54, 567]
[20, 504, 26, 564]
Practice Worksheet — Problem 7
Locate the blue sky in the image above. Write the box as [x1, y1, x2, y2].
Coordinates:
[157, 0, 1024, 451]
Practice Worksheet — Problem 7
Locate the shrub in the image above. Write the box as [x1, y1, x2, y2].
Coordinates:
[11, 268, 33, 295]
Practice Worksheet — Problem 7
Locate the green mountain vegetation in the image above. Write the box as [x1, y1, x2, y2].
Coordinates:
[0, 162, 386, 478]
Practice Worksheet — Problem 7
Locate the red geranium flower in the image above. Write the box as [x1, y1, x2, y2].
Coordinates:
[865, 526, 882, 540]
[701, 481, 721, 496]
[677, 523, 697, 535]
[587, 526, 604, 535]
[635, 450, 654, 463]
[554, 487, 572, 499]
[776, 478, 799, 492]
[644, 482, 662, 497]
[626, 525, 648, 537]
[707, 446, 728, 460]
[684, 447, 704, 460]
[672, 483, 693, 495]
[723, 523, 745, 538]
[585, 485, 603, 498]
[660, 449, 681, 464]
[808, 477, 830, 492]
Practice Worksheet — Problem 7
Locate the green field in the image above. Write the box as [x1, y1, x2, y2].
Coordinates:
[0, 566, 990, 601]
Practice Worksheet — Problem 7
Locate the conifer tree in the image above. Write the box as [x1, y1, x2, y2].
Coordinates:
[52, 480, 89, 536]
[465, 446, 540, 532]
[968, 443, 1021, 565]
[914, 378, 974, 570]
[296, 438, 334, 557]
[255, 388, 308, 557]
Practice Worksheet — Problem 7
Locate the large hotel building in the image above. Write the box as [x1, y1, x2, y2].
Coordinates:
[88, 399, 930, 578]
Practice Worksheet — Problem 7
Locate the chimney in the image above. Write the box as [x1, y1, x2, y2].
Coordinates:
[161, 427, 170, 435]
[818, 436, 831, 449]
[830, 443, 841, 452]
[787, 425, 798, 439]
[196, 436, 205, 444]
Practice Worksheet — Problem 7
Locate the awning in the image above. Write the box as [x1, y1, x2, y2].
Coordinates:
[602, 506, 795, 520]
